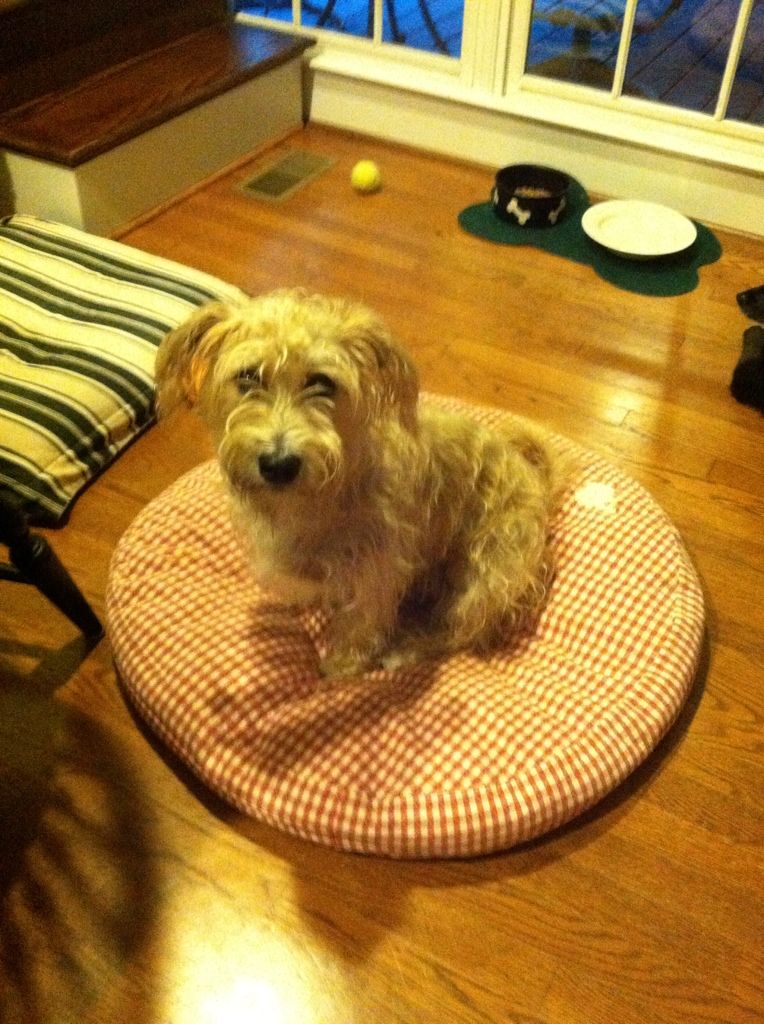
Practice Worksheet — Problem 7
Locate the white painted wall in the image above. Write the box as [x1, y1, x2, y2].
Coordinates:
[307, 60, 764, 238]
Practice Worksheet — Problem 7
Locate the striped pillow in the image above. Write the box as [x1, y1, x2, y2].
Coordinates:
[0, 215, 245, 525]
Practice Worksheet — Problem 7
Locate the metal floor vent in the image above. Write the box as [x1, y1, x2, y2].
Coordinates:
[239, 151, 334, 202]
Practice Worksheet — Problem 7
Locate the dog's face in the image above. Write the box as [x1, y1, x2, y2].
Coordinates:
[155, 290, 419, 502]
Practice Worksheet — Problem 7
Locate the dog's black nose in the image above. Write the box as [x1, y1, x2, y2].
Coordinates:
[258, 452, 302, 486]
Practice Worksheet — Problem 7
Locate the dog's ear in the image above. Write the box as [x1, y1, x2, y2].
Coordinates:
[154, 301, 233, 415]
[340, 306, 419, 425]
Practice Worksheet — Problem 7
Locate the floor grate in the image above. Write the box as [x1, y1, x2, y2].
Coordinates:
[239, 151, 335, 202]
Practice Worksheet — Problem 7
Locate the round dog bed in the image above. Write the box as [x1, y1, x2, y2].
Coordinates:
[107, 396, 704, 858]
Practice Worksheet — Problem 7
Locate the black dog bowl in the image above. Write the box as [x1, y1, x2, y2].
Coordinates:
[492, 164, 570, 228]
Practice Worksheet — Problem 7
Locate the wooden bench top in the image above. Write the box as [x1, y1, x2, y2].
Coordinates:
[0, 23, 312, 167]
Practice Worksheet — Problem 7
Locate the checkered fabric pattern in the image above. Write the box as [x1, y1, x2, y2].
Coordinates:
[106, 397, 705, 858]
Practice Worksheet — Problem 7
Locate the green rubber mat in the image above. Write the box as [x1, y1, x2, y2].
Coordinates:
[458, 179, 722, 297]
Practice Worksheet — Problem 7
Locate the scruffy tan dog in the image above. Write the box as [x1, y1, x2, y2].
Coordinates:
[155, 289, 565, 678]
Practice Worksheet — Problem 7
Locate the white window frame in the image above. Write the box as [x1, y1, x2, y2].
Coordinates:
[237, 0, 761, 191]
[506, 0, 764, 172]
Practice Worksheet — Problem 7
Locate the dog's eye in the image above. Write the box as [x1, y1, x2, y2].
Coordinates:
[304, 372, 337, 397]
[235, 367, 262, 393]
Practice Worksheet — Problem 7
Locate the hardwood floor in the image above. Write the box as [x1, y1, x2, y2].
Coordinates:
[1, 125, 762, 1024]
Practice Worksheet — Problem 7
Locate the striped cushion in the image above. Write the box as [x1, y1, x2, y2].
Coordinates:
[0, 215, 245, 525]
[107, 397, 705, 859]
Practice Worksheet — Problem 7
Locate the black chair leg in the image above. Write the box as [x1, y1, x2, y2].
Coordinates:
[0, 492, 104, 640]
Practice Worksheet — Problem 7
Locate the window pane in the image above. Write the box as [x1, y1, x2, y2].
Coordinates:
[726, 0, 764, 124]
[525, 0, 628, 90]
[525, 0, 764, 125]
[383, 0, 463, 55]
[235, 1, 371, 38]
[235, 1, 464, 53]
[623, 0, 734, 113]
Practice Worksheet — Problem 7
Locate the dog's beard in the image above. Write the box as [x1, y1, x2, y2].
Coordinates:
[218, 419, 344, 503]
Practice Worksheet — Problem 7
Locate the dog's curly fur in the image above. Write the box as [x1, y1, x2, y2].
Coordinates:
[155, 289, 567, 677]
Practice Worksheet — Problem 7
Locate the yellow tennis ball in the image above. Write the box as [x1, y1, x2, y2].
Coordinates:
[351, 160, 381, 194]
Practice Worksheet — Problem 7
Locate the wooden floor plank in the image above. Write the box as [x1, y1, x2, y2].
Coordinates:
[1, 125, 762, 1024]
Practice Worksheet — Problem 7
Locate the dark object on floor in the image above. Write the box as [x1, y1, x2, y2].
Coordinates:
[0, 488, 104, 639]
[737, 284, 764, 323]
[492, 164, 571, 228]
[730, 326, 764, 412]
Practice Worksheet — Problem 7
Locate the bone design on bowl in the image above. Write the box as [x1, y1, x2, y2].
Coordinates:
[492, 165, 570, 228]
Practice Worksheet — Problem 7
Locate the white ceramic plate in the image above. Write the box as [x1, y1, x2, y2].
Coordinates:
[581, 200, 697, 259]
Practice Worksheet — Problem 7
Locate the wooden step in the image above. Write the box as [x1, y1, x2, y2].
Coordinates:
[0, 0, 229, 114]
[0, 23, 312, 167]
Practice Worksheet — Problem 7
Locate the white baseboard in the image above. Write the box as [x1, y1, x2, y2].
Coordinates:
[308, 65, 763, 238]
[2, 59, 305, 236]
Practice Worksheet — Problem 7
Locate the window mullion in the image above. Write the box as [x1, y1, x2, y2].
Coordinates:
[461, 0, 512, 93]
[505, 0, 533, 90]
[373, 0, 383, 45]
[610, 0, 640, 99]
[714, 0, 754, 121]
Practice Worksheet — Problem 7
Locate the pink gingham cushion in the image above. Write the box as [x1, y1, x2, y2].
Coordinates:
[107, 397, 705, 858]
